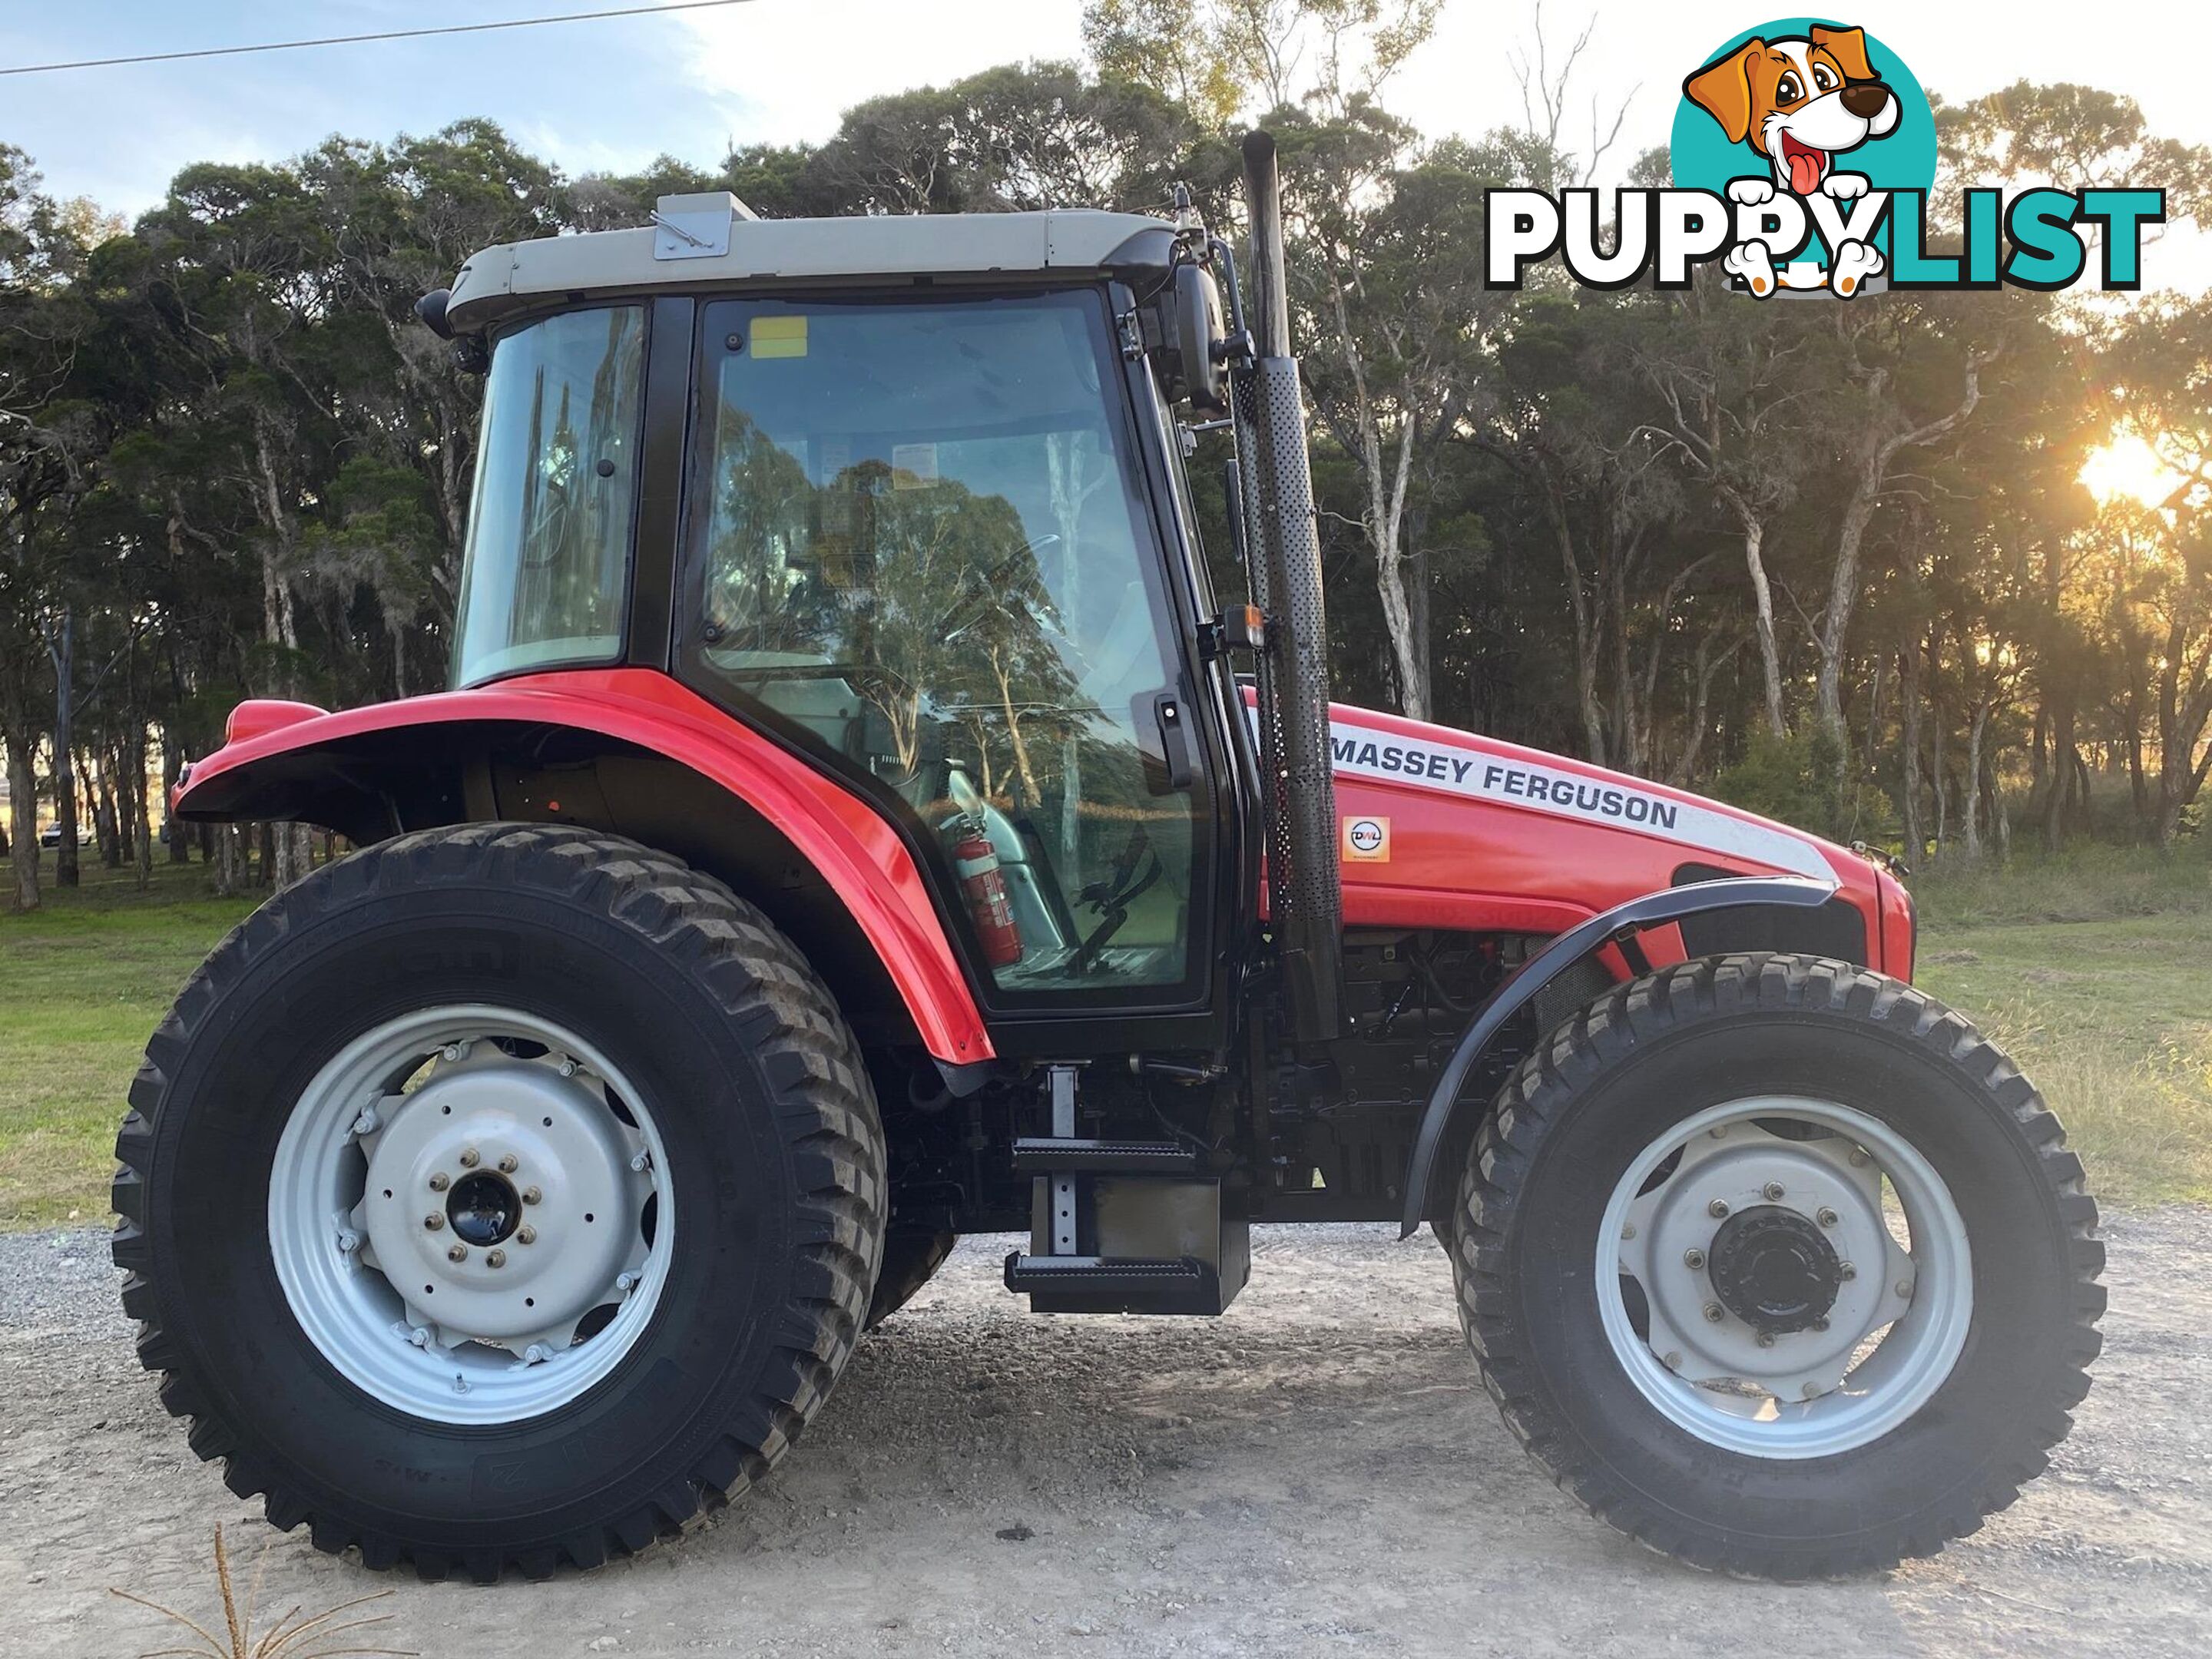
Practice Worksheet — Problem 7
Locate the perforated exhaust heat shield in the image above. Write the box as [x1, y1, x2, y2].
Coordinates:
[1237, 131, 1341, 1044]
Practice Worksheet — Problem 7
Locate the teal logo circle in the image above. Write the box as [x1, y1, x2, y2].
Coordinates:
[1671, 18, 1935, 282]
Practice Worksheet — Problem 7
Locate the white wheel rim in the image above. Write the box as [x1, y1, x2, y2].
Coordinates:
[1595, 1096, 1972, 1459]
[270, 1005, 673, 1426]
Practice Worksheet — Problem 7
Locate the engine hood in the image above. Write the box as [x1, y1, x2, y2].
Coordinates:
[1317, 701, 1873, 942]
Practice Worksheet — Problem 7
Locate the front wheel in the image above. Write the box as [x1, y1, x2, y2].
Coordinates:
[1453, 953, 2104, 1580]
[112, 825, 885, 1581]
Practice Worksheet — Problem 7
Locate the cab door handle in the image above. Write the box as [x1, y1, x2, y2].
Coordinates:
[1152, 694, 1194, 792]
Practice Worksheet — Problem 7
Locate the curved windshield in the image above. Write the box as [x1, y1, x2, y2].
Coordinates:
[450, 306, 646, 687]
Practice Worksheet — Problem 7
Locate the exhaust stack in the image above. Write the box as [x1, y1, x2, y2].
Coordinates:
[1235, 130, 1342, 1045]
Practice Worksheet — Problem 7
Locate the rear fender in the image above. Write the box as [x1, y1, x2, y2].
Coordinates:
[1398, 875, 1836, 1237]
[174, 670, 994, 1068]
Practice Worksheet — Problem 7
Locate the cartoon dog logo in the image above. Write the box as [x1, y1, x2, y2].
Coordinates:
[1683, 24, 1900, 296]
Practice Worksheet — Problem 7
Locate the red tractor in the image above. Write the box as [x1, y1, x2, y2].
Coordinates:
[119, 135, 2101, 1583]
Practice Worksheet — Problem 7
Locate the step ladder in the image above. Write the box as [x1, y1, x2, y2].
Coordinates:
[1002, 1065, 1250, 1315]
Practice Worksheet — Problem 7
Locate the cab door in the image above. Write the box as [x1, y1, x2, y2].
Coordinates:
[673, 287, 1230, 1038]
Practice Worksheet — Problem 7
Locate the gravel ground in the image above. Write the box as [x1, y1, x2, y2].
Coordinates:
[2, 1214, 2207, 1658]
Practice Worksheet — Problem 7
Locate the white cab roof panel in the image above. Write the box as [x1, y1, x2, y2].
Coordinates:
[446, 194, 1178, 333]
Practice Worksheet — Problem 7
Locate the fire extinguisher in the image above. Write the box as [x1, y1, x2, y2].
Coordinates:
[951, 818, 1024, 967]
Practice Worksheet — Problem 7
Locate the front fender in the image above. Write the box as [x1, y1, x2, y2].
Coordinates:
[1397, 875, 1836, 1237]
[175, 668, 994, 1067]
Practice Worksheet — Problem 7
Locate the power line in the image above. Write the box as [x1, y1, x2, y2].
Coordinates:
[0, 1, 760, 78]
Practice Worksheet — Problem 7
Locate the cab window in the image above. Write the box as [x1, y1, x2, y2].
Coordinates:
[684, 292, 1204, 998]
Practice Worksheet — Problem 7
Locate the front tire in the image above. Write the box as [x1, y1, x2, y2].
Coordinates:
[111, 824, 885, 1581]
[1453, 953, 2104, 1579]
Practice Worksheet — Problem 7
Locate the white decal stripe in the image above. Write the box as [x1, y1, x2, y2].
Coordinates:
[1321, 717, 1837, 885]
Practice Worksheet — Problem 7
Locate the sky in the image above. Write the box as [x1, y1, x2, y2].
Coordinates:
[2, 2, 2210, 283]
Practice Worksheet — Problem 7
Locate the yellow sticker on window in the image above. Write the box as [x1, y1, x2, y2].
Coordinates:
[750, 315, 808, 358]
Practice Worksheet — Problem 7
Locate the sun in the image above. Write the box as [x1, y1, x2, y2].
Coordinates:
[2080, 432, 2183, 509]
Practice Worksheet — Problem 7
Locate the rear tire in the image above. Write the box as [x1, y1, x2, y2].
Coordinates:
[865, 1229, 956, 1328]
[111, 824, 885, 1581]
[1452, 953, 2103, 1580]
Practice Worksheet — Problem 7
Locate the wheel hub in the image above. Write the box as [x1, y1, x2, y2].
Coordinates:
[357, 1051, 648, 1348]
[1707, 1204, 1841, 1333]
[1600, 1098, 1972, 1459]
[446, 1171, 521, 1247]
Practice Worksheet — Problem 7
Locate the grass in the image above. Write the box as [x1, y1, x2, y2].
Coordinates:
[2, 841, 2209, 1227]
[0, 857, 253, 1227]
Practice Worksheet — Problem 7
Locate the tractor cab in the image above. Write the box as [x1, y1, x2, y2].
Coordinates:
[427, 190, 1296, 1036]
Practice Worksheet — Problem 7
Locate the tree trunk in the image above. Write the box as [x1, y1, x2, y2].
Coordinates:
[1962, 700, 1989, 859]
[6, 736, 38, 911]
[48, 607, 79, 888]
[1741, 515, 1788, 737]
[1929, 625, 1948, 856]
[1548, 486, 1605, 761]
[1816, 482, 1879, 747]
[1899, 643, 1924, 864]
[2042, 697, 2075, 853]
[163, 734, 189, 863]
[96, 750, 122, 868]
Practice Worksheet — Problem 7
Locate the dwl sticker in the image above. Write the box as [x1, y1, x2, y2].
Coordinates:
[1342, 816, 1391, 863]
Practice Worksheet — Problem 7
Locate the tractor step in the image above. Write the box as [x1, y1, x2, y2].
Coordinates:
[1002, 1252, 1230, 1315]
[1011, 1065, 1248, 1315]
[1011, 1137, 1199, 1175]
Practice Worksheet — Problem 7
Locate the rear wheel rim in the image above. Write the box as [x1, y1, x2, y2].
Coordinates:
[268, 1005, 673, 1426]
[1595, 1095, 1972, 1459]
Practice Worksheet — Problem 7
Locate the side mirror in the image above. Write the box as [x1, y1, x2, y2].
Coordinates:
[1174, 263, 1228, 416]
[415, 288, 455, 339]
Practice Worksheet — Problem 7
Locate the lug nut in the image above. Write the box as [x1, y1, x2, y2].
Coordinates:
[1703, 1302, 1725, 1323]
[522, 1186, 542, 1206]
[1708, 1126, 1727, 1139]
[629, 1151, 652, 1174]
[1812, 1316, 1831, 1333]
[406, 1326, 430, 1349]
[442, 1041, 470, 1062]
[446, 1243, 468, 1263]
[557, 1058, 580, 1078]
[1849, 1149, 1869, 1167]
[423, 1213, 445, 1231]
[1663, 1351, 1682, 1370]
[1620, 1222, 1637, 1241]
[486, 1249, 506, 1269]
[1839, 1261, 1858, 1281]
[1763, 1181, 1786, 1202]
[1756, 1331, 1777, 1348]
[459, 1148, 481, 1169]
[1707, 1199, 1730, 1219]
[1896, 1279, 1915, 1300]
[1816, 1207, 1839, 1227]
[1683, 1247, 1707, 1270]
[498, 1154, 518, 1174]
[522, 1343, 553, 1366]
[517, 1225, 537, 1246]
[428, 1172, 450, 1192]
[1800, 1381, 1820, 1400]
[617, 1272, 641, 1294]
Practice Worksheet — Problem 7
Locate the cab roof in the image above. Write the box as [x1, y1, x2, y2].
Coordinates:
[445, 190, 1181, 334]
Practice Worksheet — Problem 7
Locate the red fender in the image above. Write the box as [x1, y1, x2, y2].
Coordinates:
[175, 669, 994, 1066]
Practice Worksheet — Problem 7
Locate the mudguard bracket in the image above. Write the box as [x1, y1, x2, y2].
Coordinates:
[1396, 875, 1838, 1237]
